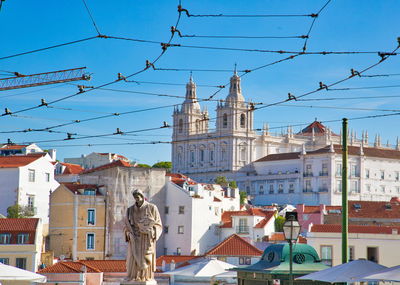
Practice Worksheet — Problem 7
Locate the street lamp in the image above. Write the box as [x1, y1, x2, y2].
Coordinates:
[283, 212, 301, 285]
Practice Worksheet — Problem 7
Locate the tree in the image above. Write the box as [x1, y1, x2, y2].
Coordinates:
[229, 180, 237, 189]
[239, 191, 247, 205]
[214, 176, 228, 186]
[136, 163, 151, 168]
[7, 204, 35, 218]
[152, 161, 172, 171]
[275, 216, 286, 232]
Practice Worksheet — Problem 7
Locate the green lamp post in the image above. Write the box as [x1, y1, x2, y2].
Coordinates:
[283, 212, 301, 285]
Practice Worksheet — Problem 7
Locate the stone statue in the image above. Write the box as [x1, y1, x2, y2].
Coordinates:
[124, 189, 162, 283]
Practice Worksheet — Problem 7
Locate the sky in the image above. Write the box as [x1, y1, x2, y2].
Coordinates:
[0, 0, 399, 165]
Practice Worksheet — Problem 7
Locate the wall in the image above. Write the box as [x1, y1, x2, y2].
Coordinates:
[0, 168, 19, 215]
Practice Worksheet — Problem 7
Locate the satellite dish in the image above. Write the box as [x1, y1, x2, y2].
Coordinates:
[59, 255, 65, 261]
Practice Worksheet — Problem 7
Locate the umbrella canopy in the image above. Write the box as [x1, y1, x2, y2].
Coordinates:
[296, 259, 387, 283]
[355, 265, 400, 282]
[0, 263, 47, 282]
[163, 258, 236, 277]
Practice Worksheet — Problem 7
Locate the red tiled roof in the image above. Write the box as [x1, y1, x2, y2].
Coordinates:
[1, 144, 28, 150]
[220, 209, 276, 228]
[214, 197, 222, 202]
[255, 152, 300, 162]
[302, 206, 321, 214]
[61, 163, 84, 174]
[254, 218, 268, 228]
[0, 154, 43, 168]
[310, 224, 400, 234]
[38, 260, 126, 273]
[156, 255, 200, 267]
[80, 160, 131, 174]
[268, 232, 285, 242]
[0, 218, 39, 231]
[167, 173, 197, 186]
[297, 120, 338, 136]
[324, 200, 400, 219]
[298, 236, 308, 244]
[61, 183, 103, 196]
[206, 234, 263, 256]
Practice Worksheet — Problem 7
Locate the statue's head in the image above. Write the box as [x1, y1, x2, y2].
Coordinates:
[132, 189, 145, 205]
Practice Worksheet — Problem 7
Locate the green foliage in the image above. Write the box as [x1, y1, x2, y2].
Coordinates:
[214, 176, 228, 186]
[275, 216, 286, 232]
[7, 204, 35, 218]
[239, 191, 247, 205]
[152, 161, 172, 171]
[136, 163, 151, 168]
[229, 180, 237, 189]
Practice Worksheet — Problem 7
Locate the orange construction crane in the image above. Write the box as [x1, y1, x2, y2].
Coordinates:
[0, 67, 90, 91]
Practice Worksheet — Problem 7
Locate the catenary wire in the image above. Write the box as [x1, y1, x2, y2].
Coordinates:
[81, 0, 101, 35]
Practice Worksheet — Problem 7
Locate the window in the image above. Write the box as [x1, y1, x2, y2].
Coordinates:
[178, 119, 183, 133]
[17, 233, 29, 244]
[190, 151, 195, 163]
[84, 189, 96, 195]
[396, 171, 400, 181]
[366, 184, 371, 192]
[305, 164, 312, 176]
[396, 187, 400, 194]
[239, 257, 251, 265]
[259, 185, 264, 195]
[0, 258, 9, 265]
[380, 185, 385, 193]
[178, 226, 184, 234]
[380, 170, 385, 180]
[321, 246, 332, 266]
[28, 169, 35, 182]
[321, 163, 328, 175]
[366, 169, 370, 179]
[221, 148, 226, 161]
[367, 247, 378, 263]
[223, 113, 228, 128]
[179, 206, 185, 214]
[304, 180, 312, 192]
[199, 149, 205, 162]
[164, 206, 169, 214]
[336, 163, 342, 176]
[27, 195, 35, 209]
[350, 181, 359, 193]
[164, 226, 169, 233]
[45, 172, 50, 182]
[351, 165, 358, 177]
[269, 184, 274, 194]
[237, 218, 248, 234]
[289, 183, 295, 193]
[87, 233, 95, 250]
[87, 209, 95, 225]
[210, 150, 214, 161]
[240, 113, 246, 128]
[349, 246, 355, 261]
[278, 184, 284, 193]
[176, 247, 181, 255]
[336, 180, 342, 193]
[0, 233, 11, 244]
[16, 258, 27, 270]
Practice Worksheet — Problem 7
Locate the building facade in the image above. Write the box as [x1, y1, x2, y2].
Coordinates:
[49, 183, 106, 260]
[64, 152, 130, 169]
[163, 173, 240, 255]
[0, 218, 43, 272]
[0, 153, 59, 229]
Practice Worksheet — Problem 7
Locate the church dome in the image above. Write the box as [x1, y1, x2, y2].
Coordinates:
[225, 72, 245, 104]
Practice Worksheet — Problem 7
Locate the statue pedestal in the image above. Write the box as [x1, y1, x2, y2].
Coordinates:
[120, 280, 157, 285]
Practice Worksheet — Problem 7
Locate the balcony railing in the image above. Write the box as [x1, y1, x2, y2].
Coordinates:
[303, 172, 313, 177]
[236, 226, 249, 234]
[318, 188, 329, 192]
[319, 171, 329, 176]
[303, 189, 313, 193]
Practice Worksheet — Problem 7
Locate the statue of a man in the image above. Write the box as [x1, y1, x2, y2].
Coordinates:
[124, 189, 162, 282]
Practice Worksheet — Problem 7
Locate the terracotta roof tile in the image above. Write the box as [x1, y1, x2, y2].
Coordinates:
[167, 173, 197, 186]
[324, 200, 400, 219]
[268, 232, 285, 242]
[61, 163, 84, 174]
[255, 152, 300, 162]
[254, 218, 268, 228]
[297, 121, 338, 136]
[1, 144, 28, 150]
[220, 209, 276, 228]
[38, 260, 126, 273]
[80, 160, 131, 174]
[61, 183, 104, 196]
[206, 234, 263, 256]
[311, 224, 400, 234]
[0, 218, 39, 231]
[0, 155, 43, 168]
[302, 206, 322, 214]
[214, 197, 222, 202]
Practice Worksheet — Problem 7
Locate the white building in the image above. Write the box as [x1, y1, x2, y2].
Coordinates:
[245, 144, 400, 206]
[64, 152, 130, 169]
[163, 173, 240, 255]
[0, 143, 43, 156]
[307, 223, 400, 267]
[220, 208, 276, 243]
[171, 74, 356, 183]
[0, 153, 59, 230]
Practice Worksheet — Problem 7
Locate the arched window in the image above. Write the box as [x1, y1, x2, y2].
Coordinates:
[209, 143, 215, 162]
[240, 113, 246, 128]
[195, 119, 200, 132]
[178, 119, 183, 133]
[240, 143, 247, 161]
[223, 113, 228, 128]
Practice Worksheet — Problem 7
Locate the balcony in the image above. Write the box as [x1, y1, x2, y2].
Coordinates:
[318, 188, 329, 192]
[236, 226, 249, 234]
[319, 171, 329, 176]
[303, 172, 313, 177]
[303, 189, 313, 193]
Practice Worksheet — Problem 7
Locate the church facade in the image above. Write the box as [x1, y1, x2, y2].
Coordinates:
[172, 73, 344, 183]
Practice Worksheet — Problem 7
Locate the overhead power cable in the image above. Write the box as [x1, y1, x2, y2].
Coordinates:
[81, 0, 101, 35]
[123, 80, 224, 88]
[298, 95, 400, 102]
[40, 141, 171, 148]
[178, 33, 307, 39]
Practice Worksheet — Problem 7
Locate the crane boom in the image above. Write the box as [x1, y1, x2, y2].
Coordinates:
[0, 67, 90, 91]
